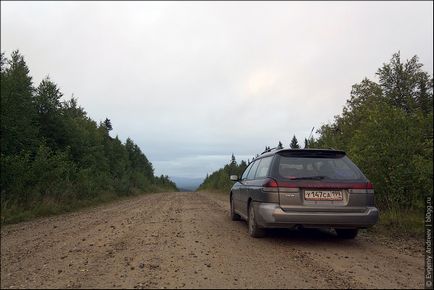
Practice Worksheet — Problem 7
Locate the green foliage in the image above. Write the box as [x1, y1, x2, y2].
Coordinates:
[198, 155, 248, 193]
[1, 50, 39, 155]
[371, 208, 424, 238]
[290, 135, 300, 149]
[198, 52, 431, 237]
[0, 51, 177, 223]
[154, 175, 178, 192]
[102, 118, 113, 132]
[311, 52, 433, 212]
[34, 77, 67, 150]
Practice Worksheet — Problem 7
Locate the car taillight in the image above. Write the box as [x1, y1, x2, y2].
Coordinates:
[262, 178, 300, 190]
[262, 178, 280, 192]
[276, 181, 299, 188]
[262, 178, 278, 188]
[263, 179, 299, 188]
[366, 182, 374, 189]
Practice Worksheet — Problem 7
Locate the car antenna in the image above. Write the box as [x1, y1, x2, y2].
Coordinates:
[308, 126, 315, 140]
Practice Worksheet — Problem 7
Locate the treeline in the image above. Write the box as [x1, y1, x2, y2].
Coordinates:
[311, 52, 432, 212]
[198, 138, 307, 192]
[198, 154, 248, 193]
[198, 52, 433, 215]
[0, 51, 177, 223]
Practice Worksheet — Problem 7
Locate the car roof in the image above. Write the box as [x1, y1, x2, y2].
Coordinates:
[255, 148, 346, 160]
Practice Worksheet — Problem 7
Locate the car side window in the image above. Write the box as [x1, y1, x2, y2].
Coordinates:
[241, 163, 253, 180]
[247, 160, 260, 180]
[255, 156, 273, 178]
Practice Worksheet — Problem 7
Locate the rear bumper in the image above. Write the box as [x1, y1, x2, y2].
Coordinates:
[254, 202, 379, 229]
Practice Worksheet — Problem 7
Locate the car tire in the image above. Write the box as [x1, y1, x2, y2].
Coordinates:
[335, 228, 358, 239]
[230, 196, 241, 221]
[248, 202, 265, 238]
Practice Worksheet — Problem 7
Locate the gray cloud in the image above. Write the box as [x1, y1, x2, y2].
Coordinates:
[1, 1, 433, 179]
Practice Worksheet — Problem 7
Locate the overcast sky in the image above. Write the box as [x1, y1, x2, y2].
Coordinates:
[1, 1, 433, 179]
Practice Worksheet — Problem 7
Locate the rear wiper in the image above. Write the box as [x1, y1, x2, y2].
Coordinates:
[288, 175, 328, 180]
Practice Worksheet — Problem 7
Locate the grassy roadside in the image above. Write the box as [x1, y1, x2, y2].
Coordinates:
[367, 209, 424, 239]
[198, 190, 425, 240]
[1, 186, 177, 225]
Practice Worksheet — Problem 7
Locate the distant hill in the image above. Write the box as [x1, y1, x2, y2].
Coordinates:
[170, 176, 204, 192]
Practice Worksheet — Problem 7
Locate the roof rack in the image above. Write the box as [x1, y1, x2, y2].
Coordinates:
[260, 146, 280, 155]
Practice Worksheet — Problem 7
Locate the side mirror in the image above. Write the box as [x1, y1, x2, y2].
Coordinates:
[230, 175, 239, 181]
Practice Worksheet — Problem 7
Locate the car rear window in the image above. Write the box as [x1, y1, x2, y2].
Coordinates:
[273, 154, 366, 181]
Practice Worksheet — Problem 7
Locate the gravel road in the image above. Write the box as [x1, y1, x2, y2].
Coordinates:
[1, 191, 424, 289]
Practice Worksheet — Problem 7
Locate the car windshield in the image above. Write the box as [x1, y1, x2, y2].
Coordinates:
[275, 155, 366, 181]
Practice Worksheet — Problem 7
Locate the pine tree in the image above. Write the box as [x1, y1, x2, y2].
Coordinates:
[1, 50, 179, 221]
[290, 135, 300, 148]
[229, 153, 237, 174]
[230, 153, 236, 166]
[35, 76, 62, 114]
[35, 77, 66, 149]
[1, 50, 39, 154]
[103, 118, 113, 131]
[63, 96, 85, 118]
[277, 141, 283, 149]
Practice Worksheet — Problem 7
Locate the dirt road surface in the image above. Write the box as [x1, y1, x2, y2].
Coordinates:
[1, 192, 424, 289]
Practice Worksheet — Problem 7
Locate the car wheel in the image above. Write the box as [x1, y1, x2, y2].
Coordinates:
[248, 202, 265, 238]
[230, 196, 241, 221]
[335, 228, 358, 239]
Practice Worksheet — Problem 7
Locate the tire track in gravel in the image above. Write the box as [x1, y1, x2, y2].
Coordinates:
[199, 191, 424, 289]
[1, 191, 424, 289]
[64, 193, 172, 289]
[1, 193, 167, 289]
[191, 192, 361, 289]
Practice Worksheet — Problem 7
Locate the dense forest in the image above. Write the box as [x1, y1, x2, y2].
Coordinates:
[0, 51, 177, 223]
[198, 138, 308, 192]
[311, 52, 432, 213]
[198, 52, 433, 233]
[198, 154, 248, 193]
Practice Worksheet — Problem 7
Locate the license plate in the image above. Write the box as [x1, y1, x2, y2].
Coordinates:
[304, 190, 343, 201]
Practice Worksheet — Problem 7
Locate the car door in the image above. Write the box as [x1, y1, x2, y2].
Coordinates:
[249, 156, 274, 201]
[233, 162, 253, 213]
[240, 159, 261, 216]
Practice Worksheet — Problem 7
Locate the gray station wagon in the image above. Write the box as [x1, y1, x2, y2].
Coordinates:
[229, 148, 379, 239]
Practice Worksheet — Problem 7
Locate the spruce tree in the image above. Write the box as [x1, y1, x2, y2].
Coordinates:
[290, 135, 300, 148]
[230, 153, 236, 166]
[1, 50, 39, 154]
[103, 118, 113, 131]
[35, 77, 66, 149]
